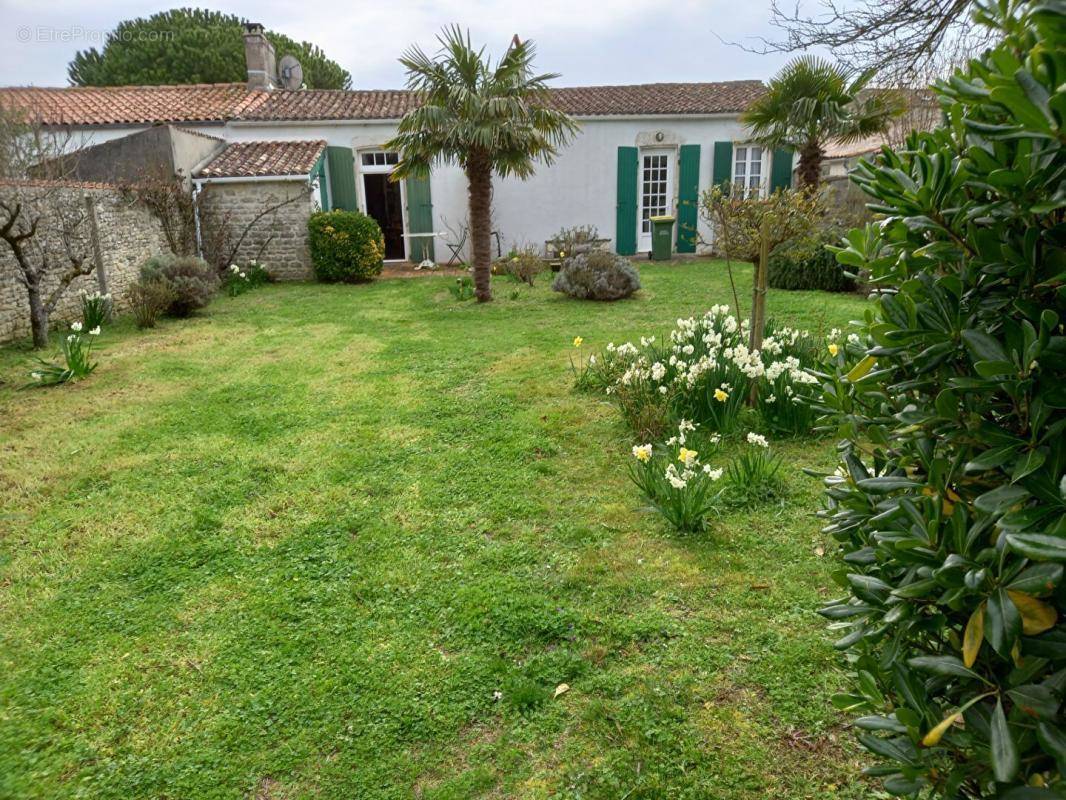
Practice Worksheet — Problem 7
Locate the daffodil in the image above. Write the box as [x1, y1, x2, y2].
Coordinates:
[713, 387, 728, 402]
[828, 343, 840, 357]
[632, 444, 652, 462]
[678, 447, 698, 467]
[573, 336, 583, 347]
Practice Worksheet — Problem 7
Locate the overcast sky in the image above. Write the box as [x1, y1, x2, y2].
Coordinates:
[0, 0, 832, 88]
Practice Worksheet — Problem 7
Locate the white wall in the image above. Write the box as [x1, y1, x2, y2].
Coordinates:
[56, 114, 758, 260]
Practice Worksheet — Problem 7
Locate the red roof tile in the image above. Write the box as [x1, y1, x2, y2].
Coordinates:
[549, 81, 766, 116]
[0, 80, 766, 127]
[0, 84, 268, 126]
[195, 139, 326, 178]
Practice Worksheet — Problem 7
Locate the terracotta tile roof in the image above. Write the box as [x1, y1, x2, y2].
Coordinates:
[0, 84, 268, 126]
[549, 81, 767, 116]
[0, 80, 766, 127]
[241, 89, 420, 121]
[195, 139, 326, 178]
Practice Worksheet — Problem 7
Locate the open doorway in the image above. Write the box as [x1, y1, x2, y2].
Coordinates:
[359, 151, 405, 261]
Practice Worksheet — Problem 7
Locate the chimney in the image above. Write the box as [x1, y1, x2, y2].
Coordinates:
[243, 22, 277, 90]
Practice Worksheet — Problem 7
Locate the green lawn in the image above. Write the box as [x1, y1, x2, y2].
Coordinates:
[0, 262, 873, 799]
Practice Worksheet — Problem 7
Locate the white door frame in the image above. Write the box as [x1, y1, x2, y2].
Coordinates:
[637, 148, 675, 252]
[356, 149, 409, 262]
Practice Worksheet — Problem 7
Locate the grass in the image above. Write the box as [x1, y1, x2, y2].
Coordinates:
[0, 261, 873, 799]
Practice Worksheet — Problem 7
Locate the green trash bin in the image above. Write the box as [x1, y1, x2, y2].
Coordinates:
[649, 215, 675, 261]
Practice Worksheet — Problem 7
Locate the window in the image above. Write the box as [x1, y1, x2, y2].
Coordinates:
[640, 153, 670, 234]
[360, 151, 399, 168]
[732, 145, 765, 196]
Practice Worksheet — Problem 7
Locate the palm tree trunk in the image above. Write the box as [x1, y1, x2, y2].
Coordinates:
[797, 140, 825, 190]
[465, 154, 494, 303]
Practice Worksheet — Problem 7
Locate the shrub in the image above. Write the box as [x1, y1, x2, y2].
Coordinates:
[129, 277, 175, 329]
[308, 210, 385, 283]
[767, 235, 856, 292]
[140, 253, 218, 317]
[81, 291, 113, 330]
[552, 251, 641, 301]
[811, 5, 1066, 796]
[28, 321, 100, 386]
[500, 248, 546, 286]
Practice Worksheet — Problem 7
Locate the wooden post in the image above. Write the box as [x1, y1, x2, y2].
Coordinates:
[85, 194, 107, 295]
[749, 216, 770, 353]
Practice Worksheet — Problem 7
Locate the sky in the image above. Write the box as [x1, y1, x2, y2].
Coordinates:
[0, 0, 832, 89]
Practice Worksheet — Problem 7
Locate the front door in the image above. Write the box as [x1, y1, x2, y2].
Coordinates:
[359, 150, 405, 261]
[638, 150, 673, 252]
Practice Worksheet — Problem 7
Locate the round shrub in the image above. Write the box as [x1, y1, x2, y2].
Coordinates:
[308, 210, 385, 283]
[812, 5, 1066, 797]
[552, 251, 641, 301]
[140, 253, 218, 317]
[768, 238, 856, 292]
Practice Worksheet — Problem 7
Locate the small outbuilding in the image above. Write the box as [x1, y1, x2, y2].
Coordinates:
[192, 139, 327, 279]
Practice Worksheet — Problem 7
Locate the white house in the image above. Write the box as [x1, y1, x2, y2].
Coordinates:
[0, 24, 794, 273]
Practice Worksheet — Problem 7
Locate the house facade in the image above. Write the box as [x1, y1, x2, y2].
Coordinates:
[0, 24, 793, 277]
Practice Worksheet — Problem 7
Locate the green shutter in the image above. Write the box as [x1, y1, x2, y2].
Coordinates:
[325, 146, 357, 211]
[405, 174, 434, 262]
[712, 141, 733, 190]
[770, 148, 794, 192]
[310, 153, 328, 209]
[675, 144, 700, 254]
[615, 146, 638, 256]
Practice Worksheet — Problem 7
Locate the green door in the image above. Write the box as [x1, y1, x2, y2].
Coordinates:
[615, 146, 638, 256]
[325, 146, 357, 211]
[405, 174, 434, 262]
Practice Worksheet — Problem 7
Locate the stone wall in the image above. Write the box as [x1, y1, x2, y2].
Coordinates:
[200, 180, 313, 280]
[0, 181, 171, 344]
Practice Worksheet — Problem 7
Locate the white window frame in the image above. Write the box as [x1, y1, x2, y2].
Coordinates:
[355, 148, 408, 261]
[732, 143, 768, 198]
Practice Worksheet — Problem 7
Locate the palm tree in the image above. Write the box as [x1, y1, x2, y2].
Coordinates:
[387, 27, 578, 302]
[743, 56, 906, 190]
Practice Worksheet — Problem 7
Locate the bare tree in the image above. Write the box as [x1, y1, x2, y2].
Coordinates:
[0, 110, 96, 348]
[756, 0, 997, 86]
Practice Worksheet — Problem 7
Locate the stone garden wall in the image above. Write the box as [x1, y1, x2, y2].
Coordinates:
[0, 181, 171, 344]
[199, 180, 313, 280]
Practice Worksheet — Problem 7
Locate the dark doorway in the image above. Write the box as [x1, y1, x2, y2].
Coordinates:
[362, 174, 405, 260]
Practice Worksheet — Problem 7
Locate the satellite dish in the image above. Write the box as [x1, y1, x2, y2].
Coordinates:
[278, 55, 304, 90]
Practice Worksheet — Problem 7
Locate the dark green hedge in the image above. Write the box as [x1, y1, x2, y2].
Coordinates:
[768, 243, 856, 292]
[308, 210, 385, 283]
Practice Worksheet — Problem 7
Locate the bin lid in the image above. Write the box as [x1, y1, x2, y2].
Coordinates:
[649, 215, 675, 223]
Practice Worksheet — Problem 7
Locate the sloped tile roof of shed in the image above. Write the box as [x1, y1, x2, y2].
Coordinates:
[195, 139, 326, 178]
[0, 84, 268, 126]
[0, 80, 766, 126]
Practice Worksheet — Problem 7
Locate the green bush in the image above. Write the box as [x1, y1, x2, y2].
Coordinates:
[768, 237, 856, 292]
[140, 254, 218, 317]
[812, 4, 1066, 797]
[307, 210, 385, 283]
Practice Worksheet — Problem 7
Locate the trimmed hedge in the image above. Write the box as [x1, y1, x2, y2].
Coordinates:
[308, 210, 385, 283]
[768, 240, 856, 292]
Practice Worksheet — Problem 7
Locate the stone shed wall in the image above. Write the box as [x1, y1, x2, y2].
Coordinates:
[0, 182, 170, 344]
[200, 180, 313, 280]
